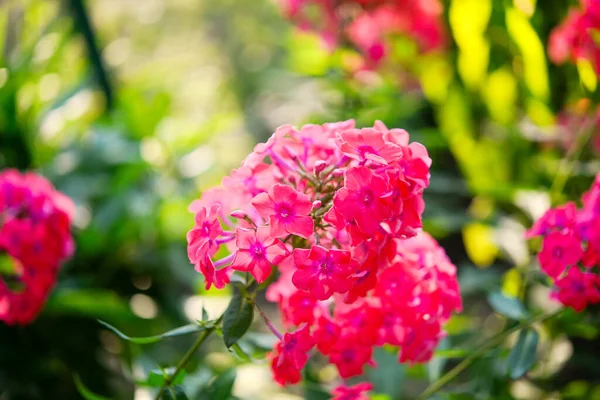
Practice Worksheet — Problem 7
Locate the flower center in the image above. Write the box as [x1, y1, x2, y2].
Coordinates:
[360, 189, 374, 206]
[553, 247, 564, 258]
[251, 243, 265, 259]
[276, 203, 293, 220]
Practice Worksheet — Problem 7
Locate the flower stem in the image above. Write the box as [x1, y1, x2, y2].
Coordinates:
[415, 309, 564, 400]
[154, 315, 223, 400]
[253, 300, 283, 340]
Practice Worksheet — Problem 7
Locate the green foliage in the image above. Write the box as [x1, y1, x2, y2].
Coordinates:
[222, 289, 254, 348]
[98, 320, 204, 345]
[506, 328, 539, 379]
[488, 291, 529, 320]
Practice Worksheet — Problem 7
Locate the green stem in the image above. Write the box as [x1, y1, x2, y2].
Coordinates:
[154, 315, 223, 400]
[416, 309, 564, 400]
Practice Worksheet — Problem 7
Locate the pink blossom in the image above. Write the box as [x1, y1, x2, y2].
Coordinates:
[334, 166, 389, 236]
[538, 231, 583, 278]
[270, 325, 315, 385]
[331, 382, 373, 400]
[292, 246, 358, 300]
[230, 227, 290, 283]
[251, 184, 314, 238]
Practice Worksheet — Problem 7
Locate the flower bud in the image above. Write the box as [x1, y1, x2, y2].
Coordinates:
[312, 200, 322, 210]
[314, 160, 327, 176]
[230, 210, 246, 219]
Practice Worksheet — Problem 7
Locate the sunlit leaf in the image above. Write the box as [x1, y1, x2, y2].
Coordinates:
[98, 320, 204, 345]
[462, 223, 498, 267]
[506, 7, 549, 100]
[488, 291, 528, 320]
[506, 328, 539, 379]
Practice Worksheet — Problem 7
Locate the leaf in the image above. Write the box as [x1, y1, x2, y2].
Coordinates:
[146, 368, 186, 387]
[488, 291, 528, 320]
[46, 289, 138, 324]
[506, 328, 539, 379]
[73, 374, 111, 400]
[202, 307, 209, 322]
[98, 320, 203, 345]
[222, 290, 254, 348]
[205, 369, 236, 399]
[367, 347, 405, 398]
[163, 385, 189, 400]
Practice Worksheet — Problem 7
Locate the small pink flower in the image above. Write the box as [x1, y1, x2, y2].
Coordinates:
[313, 315, 341, 355]
[334, 166, 389, 235]
[270, 325, 315, 386]
[251, 184, 314, 238]
[230, 227, 290, 283]
[292, 246, 358, 300]
[554, 267, 600, 312]
[331, 382, 373, 400]
[337, 128, 403, 165]
[329, 340, 374, 378]
[186, 204, 223, 264]
[538, 231, 583, 278]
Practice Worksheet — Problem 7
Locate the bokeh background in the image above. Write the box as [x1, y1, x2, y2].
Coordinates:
[2, 0, 600, 399]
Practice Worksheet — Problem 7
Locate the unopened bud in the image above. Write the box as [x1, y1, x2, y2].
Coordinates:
[332, 168, 345, 177]
[230, 210, 246, 219]
[314, 160, 327, 175]
[312, 200, 322, 209]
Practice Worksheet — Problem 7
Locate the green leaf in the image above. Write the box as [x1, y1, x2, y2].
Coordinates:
[98, 320, 203, 345]
[222, 290, 254, 348]
[488, 291, 528, 320]
[367, 347, 405, 398]
[145, 368, 186, 387]
[46, 289, 138, 324]
[205, 369, 236, 399]
[73, 374, 111, 400]
[202, 307, 209, 322]
[506, 328, 539, 379]
[163, 385, 189, 400]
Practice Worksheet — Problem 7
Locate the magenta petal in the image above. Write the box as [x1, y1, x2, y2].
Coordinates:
[252, 259, 272, 283]
[230, 250, 254, 272]
[251, 192, 275, 218]
[235, 227, 256, 250]
[289, 215, 314, 239]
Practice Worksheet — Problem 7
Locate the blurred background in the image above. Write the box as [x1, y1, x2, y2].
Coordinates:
[1, 0, 600, 399]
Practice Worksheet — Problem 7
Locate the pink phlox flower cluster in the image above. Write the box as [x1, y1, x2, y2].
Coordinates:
[549, 0, 600, 75]
[527, 174, 600, 311]
[0, 169, 74, 325]
[187, 120, 461, 386]
[280, 0, 446, 68]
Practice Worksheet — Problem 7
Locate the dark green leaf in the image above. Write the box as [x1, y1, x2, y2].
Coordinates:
[73, 374, 111, 400]
[506, 328, 539, 379]
[98, 320, 203, 345]
[163, 385, 189, 400]
[488, 291, 528, 320]
[205, 369, 236, 399]
[222, 290, 254, 348]
[202, 307, 209, 322]
[146, 368, 186, 387]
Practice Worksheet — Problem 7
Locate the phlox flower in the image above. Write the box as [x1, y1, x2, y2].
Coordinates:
[538, 231, 583, 278]
[230, 227, 290, 283]
[252, 184, 314, 239]
[330, 382, 373, 400]
[270, 325, 315, 385]
[334, 166, 390, 236]
[292, 246, 357, 300]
